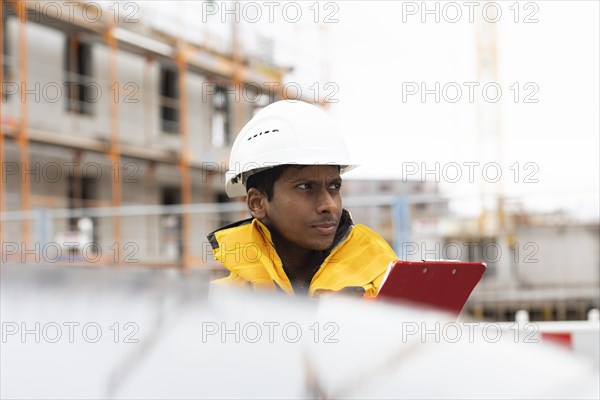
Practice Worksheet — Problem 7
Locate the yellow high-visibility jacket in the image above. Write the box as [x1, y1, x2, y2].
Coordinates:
[207, 210, 398, 298]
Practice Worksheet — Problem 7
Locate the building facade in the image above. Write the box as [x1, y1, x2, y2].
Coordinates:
[1, 1, 318, 268]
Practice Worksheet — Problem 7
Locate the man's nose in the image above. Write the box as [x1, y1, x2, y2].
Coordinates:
[316, 187, 338, 214]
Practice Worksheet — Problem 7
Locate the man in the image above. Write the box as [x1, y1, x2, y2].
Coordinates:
[207, 100, 398, 297]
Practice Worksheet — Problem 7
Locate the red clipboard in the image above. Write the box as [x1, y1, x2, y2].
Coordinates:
[376, 260, 486, 316]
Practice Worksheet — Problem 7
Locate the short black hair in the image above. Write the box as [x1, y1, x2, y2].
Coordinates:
[245, 165, 290, 201]
[246, 164, 342, 201]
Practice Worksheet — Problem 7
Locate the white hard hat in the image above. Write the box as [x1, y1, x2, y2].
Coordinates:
[225, 100, 357, 197]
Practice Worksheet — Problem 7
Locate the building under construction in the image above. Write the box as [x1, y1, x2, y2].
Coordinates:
[1, 1, 320, 269]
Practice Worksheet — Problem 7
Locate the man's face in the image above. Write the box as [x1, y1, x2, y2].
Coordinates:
[262, 165, 343, 252]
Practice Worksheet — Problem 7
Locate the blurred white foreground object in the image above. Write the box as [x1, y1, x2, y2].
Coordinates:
[1, 265, 598, 399]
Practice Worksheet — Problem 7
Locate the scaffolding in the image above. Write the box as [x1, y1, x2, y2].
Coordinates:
[0, 0, 301, 269]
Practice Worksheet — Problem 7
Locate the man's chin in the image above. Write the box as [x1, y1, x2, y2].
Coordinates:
[309, 238, 335, 251]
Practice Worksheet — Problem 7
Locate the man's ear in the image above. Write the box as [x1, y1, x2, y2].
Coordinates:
[246, 188, 267, 219]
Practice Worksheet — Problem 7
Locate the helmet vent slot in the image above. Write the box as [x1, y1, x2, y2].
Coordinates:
[247, 128, 279, 141]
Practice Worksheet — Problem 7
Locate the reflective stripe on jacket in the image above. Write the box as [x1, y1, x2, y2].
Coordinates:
[207, 211, 397, 298]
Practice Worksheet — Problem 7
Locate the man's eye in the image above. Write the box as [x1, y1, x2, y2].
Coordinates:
[329, 182, 342, 190]
[297, 183, 311, 190]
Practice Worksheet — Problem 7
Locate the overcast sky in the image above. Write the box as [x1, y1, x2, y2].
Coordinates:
[316, 1, 599, 219]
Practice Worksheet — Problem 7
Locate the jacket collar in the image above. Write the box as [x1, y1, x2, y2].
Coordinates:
[207, 210, 355, 294]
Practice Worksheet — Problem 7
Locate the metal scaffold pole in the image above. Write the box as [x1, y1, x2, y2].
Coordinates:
[0, 0, 5, 243]
[176, 41, 192, 271]
[106, 7, 122, 256]
[16, 0, 31, 247]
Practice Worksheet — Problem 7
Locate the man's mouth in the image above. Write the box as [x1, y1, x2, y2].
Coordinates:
[312, 221, 338, 235]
